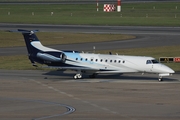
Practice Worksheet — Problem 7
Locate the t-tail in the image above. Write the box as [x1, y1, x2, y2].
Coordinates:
[21, 29, 41, 65]
[9, 29, 43, 65]
[9, 29, 66, 67]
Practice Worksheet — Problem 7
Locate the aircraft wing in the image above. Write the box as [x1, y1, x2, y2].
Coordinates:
[43, 66, 100, 71]
[43, 66, 120, 74]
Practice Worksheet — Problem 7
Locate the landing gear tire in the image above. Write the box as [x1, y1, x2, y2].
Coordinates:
[77, 74, 82, 79]
[158, 78, 163, 82]
[74, 75, 78, 79]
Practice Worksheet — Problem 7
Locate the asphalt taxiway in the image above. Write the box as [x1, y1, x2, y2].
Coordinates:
[0, 24, 180, 120]
[1, 24, 180, 56]
[0, 70, 180, 120]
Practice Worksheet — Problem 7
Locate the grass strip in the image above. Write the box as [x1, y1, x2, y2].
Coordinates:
[0, 2, 180, 26]
[0, 32, 135, 47]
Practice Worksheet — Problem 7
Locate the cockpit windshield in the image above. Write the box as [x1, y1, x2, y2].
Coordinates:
[146, 59, 159, 64]
[151, 59, 159, 64]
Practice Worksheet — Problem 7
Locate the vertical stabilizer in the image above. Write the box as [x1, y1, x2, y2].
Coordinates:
[9, 29, 63, 66]
[9, 29, 42, 64]
[20, 29, 40, 54]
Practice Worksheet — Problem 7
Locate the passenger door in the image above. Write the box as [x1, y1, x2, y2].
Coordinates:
[146, 60, 153, 72]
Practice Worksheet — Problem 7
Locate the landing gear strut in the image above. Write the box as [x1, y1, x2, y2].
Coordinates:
[158, 76, 163, 82]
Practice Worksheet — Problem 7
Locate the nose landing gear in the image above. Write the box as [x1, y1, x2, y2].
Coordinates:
[158, 77, 163, 82]
[158, 73, 170, 82]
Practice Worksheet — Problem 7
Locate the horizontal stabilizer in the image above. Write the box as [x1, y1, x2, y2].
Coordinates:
[8, 29, 39, 34]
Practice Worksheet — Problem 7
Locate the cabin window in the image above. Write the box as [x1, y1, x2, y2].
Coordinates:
[118, 60, 121, 63]
[100, 59, 103, 62]
[105, 59, 108, 62]
[123, 61, 125, 63]
[85, 58, 88, 61]
[114, 60, 117, 63]
[96, 59, 98, 62]
[91, 59, 93, 61]
[110, 60, 112, 62]
[80, 58, 83, 61]
[76, 58, 78, 60]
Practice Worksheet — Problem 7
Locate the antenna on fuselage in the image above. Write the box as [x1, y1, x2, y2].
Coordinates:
[93, 46, 96, 53]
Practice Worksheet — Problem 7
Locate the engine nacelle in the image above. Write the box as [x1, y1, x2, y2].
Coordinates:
[37, 52, 66, 63]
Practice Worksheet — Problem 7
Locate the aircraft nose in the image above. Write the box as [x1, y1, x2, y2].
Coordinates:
[170, 69, 175, 73]
[169, 68, 175, 74]
[163, 65, 175, 74]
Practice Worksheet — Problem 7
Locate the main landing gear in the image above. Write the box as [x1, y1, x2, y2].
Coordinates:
[89, 73, 97, 78]
[73, 72, 97, 79]
[74, 73, 82, 79]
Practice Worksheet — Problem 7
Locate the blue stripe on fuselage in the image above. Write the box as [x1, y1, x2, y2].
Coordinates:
[64, 52, 100, 65]
[64, 52, 81, 60]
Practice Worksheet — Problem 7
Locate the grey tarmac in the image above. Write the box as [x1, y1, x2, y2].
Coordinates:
[0, 70, 180, 120]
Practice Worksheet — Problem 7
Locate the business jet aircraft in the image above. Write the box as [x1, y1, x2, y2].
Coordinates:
[10, 29, 175, 81]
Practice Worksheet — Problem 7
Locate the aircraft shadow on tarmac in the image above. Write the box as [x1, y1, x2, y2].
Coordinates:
[43, 70, 178, 82]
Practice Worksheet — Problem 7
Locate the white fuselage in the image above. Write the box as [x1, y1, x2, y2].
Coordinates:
[64, 52, 174, 76]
